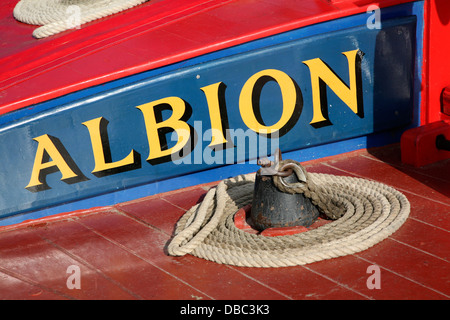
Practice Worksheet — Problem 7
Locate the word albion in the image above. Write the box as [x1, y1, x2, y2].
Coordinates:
[25, 49, 364, 192]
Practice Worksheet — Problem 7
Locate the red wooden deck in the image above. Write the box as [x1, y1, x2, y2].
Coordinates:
[0, 144, 448, 301]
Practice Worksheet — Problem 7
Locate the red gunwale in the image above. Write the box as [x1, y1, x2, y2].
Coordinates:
[0, 0, 418, 116]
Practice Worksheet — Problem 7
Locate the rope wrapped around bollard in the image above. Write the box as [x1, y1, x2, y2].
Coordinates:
[167, 160, 410, 268]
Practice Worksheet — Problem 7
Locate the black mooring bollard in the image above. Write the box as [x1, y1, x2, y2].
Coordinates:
[249, 151, 320, 231]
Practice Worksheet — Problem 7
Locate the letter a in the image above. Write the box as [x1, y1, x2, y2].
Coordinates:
[26, 134, 87, 192]
[66, 265, 81, 289]
[366, 265, 381, 289]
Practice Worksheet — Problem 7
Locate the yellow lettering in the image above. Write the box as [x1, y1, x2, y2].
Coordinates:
[239, 69, 300, 135]
[303, 49, 364, 127]
[82, 117, 140, 177]
[136, 97, 193, 164]
[200, 82, 233, 149]
[26, 134, 86, 192]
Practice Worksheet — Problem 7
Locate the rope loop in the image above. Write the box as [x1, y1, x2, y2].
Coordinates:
[167, 168, 410, 267]
[13, 0, 149, 38]
[272, 159, 343, 220]
[273, 159, 308, 193]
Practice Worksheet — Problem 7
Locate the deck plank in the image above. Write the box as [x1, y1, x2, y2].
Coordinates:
[0, 144, 448, 300]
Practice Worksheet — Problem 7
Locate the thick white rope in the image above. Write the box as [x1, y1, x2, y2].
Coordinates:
[13, 0, 149, 38]
[167, 161, 410, 268]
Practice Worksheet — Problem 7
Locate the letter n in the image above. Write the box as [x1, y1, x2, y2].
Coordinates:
[303, 49, 364, 128]
[25, 134, 87, 192]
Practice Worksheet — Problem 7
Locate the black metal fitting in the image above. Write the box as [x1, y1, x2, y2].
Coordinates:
[249, 150, 320, 231]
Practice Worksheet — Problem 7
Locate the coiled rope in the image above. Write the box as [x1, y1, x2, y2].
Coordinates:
[167, 160, 410, 267]
[13, 0, 149, 39]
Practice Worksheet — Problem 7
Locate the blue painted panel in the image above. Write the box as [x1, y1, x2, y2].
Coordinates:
[0, 4, 423, 223]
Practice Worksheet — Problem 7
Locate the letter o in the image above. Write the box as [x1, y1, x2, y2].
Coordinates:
[239, 69, 298, 135]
